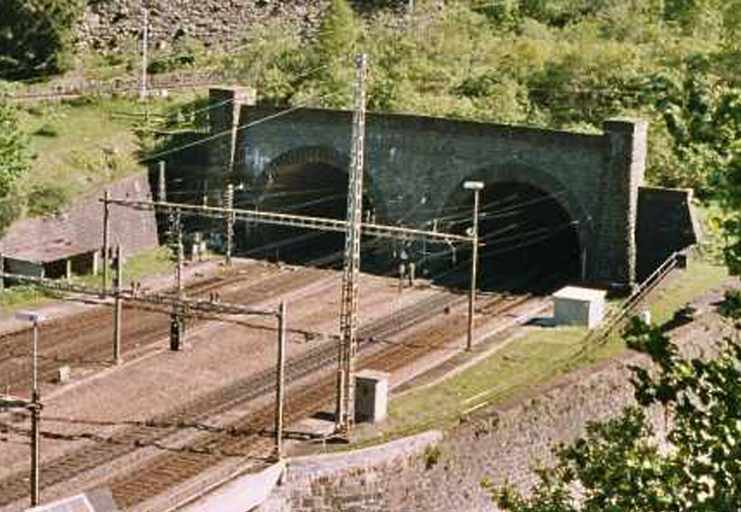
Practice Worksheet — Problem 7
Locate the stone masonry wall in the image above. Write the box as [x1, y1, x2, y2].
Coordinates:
[76, 1, 406, 52]
[257, 351, 668, 512]
[234, 103, 646, 286]
[77, 1, 328, 52]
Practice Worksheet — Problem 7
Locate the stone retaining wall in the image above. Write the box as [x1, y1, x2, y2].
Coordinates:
[258, 352, 666, 512]
[76, 1, 407, 52]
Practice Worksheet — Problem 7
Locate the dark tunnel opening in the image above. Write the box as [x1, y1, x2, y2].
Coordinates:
[435, 182, 581, 294]
[246, 162, 377, 267]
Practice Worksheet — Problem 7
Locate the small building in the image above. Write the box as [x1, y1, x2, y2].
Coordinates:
[553, 286, 607, 329]
[1, 173, 158, 282]
[355, 369, 390, 423]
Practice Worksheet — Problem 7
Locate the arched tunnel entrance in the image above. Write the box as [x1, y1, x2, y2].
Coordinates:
[245, 160, 377, 267]
[436, 181, 582, 293]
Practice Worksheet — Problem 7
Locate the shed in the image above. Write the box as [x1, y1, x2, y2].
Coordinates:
[1, 172, 158, 282]
[553, 286, 607, 329]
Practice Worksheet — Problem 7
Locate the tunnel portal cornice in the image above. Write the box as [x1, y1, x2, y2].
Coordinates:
[242, 105, 607, 150]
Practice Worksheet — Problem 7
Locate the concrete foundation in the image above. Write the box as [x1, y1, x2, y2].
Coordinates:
[553, 286, 606, 329]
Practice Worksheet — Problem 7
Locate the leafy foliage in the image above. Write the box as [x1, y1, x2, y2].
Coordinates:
[0, 0, 83, 80]
[0, 89, 27, 233]
[494, 316, 741, 511]
[0, 92, 28, 198]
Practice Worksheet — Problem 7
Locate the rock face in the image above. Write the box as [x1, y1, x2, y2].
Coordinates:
[76, 0, 330, 52]
[75, 0, 402, 52]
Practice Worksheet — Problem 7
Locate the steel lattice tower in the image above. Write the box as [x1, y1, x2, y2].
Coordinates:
[336, 54, 368, 434]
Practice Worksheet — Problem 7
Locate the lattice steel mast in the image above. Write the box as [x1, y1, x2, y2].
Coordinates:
[336, 54, 367, 435]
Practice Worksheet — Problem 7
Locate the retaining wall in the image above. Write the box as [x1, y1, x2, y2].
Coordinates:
[258, 353, 666, 512]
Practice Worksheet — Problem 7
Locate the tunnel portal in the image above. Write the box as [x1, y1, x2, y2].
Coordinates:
[437, 181, 581, 293]
[250, 161, 376, 267]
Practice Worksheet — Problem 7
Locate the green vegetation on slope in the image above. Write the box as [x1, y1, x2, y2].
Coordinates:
[354, 259, 728, 445]
[17, 97, 147, 216]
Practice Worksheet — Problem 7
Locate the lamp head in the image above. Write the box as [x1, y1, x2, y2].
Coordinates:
[16, 311, 45, 323]
[463, 181, 484, 191]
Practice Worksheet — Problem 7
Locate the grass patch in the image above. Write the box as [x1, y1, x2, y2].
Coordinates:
[1, 246, 176, 317]
[72, 245, 175, 288]
[647, 259, 729, 324]
[20, 97, 146, 206]
[17, 92, 198, 213]
[354, 259, 730, 447]
[1, 285, 56, 316]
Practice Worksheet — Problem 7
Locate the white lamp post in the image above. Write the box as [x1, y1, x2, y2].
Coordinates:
[15, 310, 45, 507]
[463, 181, 484, 351]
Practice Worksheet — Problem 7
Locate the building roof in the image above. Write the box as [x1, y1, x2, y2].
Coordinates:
[553, 286, 606, 302]
[1, 173, 158, 264]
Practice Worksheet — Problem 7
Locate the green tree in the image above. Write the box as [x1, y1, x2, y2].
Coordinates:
[493, 316, 741, 511]
[0, 89, 28, 233]
[307, 0, 359, 108]
[0, 0, 83, 80]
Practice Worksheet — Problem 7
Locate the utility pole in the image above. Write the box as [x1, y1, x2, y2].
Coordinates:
[14, 311, 45, 507]
[0, 252, 3, 387]
[336, 54, 367, 435]
[464, 181, 484, 351]
[102, 190, 110, 291]
[158, 161, 166, 203]
[176, 216, 184, 297]
[225, 184, 235, 266]
[30, 391, 41, 507]
[168, 209, 180, 254]
[140, 6, 149, 102]
[274, 301, 286, 459]
[113, 245, 123, 364]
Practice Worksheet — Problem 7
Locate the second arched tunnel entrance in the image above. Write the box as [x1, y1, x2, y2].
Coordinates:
[433, 181, 582, 293]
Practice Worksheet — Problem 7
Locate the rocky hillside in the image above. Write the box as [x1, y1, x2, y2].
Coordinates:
[76, 0, 399, 52]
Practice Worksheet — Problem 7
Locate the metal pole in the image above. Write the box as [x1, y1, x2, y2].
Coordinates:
[467, 189, 480, 352]
[225, 184, 234, 266]
[274, 302, 286, 459]
[32, 321, 38, 395]
[102, 190, 110, 291]
[0, 252, 3, 389]
[581, 246, 587, 282]
[336, 53, 367, 435]
[158, 161, 166, 203]
[30, 390, 40, 507]
[177, 232, 184, 298]
[113, 245, 123, 364]
[140, 7, 149, 102]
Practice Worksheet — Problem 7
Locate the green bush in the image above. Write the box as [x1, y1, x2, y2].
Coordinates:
[27, 183, 69, 217]
[0, 0, 83, 80]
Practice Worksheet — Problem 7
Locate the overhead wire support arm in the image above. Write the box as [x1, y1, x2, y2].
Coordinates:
[0, 271, 278, 318]
[103, 198, 473, 245]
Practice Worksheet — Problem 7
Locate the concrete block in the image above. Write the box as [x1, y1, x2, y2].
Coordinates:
[355, 370, 390, 423]
[553, 286, 606, 329]
[57, 365, 72, 384]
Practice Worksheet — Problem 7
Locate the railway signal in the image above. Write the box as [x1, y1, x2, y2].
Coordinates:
[169, 310, 184, 351]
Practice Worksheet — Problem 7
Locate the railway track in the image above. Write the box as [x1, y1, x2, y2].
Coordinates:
[107, 290, 536, 510]
[0, 285, 538, 510]
[0, 262, 330, 396]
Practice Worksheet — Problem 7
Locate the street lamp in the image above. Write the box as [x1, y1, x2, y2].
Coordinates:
[15, 310, 45, 507]
[463, 181, 484, 352]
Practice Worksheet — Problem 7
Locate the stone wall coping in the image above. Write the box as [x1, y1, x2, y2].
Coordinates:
[638, 186, 694, 199]
[286, 430, 443, 473]
[244, 106, 606, 150]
